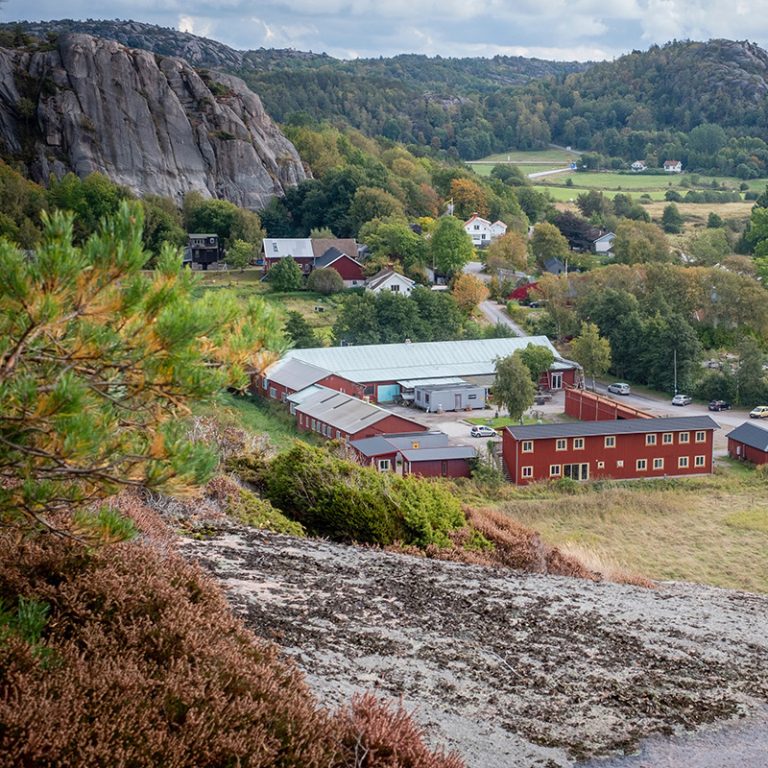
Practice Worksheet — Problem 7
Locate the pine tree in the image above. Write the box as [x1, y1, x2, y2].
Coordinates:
[0, 202, 283, 532]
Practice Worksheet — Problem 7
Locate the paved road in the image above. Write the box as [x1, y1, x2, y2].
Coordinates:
[527, 166, 574, 179]
[479, 299, 526, 336]
[462, 260, 491, 283]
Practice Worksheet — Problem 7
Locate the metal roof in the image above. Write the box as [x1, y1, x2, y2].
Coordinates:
[726, 421, 768, 452]
[295, 387, 421, 435]
[366, 269, 415, 292]
[400, 446, 477, 462]
[397, 377, 467, 389]
[506, 416, 719, 440]
[280, 336, 572, 384]
[350, 431, 450, 457]
[286, 384, 324, 405]
[263, 238, 314, 259]
[267, 358, 331, 390]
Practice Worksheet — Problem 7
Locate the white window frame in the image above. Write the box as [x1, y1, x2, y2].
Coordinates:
[597, 460, 605, 469]
[695, 431, 706, 444]
[549, 464, 561, 477]
[521, 466, 533, 479]
[573, 437, 585, 450]
[604, 436, 616, 448]
[555, 438, 567, 451]
[653, 457, 664, 470]
[378, 459, 391, 472]
[522, 440, 534, 453]
[645, 434, 657, 446]
[616, 460, 624, 468]
[678, 456, 689, 468]
[694, 455, 706, 467]
[269, 387, 277, 399]
[662, 433, 673, 445]
[636, 458, 647, 471]
[679, 432, 690, 444]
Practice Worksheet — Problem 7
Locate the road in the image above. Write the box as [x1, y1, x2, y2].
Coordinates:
[479, 299, 526, 336]
[526, 166, 574, 179]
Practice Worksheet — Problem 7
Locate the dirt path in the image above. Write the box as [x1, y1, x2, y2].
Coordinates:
[182, 528, 768, 768]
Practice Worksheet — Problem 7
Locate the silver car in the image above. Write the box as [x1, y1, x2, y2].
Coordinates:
[607, 382, 631, 395]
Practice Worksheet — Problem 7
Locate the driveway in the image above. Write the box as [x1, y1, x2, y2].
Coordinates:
[479, 299, 526, 336]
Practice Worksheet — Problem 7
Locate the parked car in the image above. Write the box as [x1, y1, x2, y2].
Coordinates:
[672, 394, 692, 406]
[607, 382, 631, 395]
[749, 405, 768, 419]
[470, 425, 497, 438]
[708, 400, 731, 411]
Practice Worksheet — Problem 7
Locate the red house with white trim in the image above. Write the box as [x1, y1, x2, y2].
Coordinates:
[502, 416, 718, 485]
[262, 238, 365, 287]
[727, 422, 768, 465]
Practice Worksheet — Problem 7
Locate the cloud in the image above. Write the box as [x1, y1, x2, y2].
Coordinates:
[5, 0, 768, 61]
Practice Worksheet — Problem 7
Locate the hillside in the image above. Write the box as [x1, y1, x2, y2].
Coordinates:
[183, 526, 768, 767]
[0, 32, 306, 207]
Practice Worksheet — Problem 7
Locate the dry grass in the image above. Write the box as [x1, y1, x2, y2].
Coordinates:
[494, 472, 768, 593]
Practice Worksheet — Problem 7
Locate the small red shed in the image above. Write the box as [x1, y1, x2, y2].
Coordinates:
[726, 422, 768, 465]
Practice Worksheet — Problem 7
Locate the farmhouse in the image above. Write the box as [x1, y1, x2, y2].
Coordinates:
[349, 431, 476, 477]
[258, 336, 580, 404]
[463, 214, 507, 246]
[726, 422, 768, 465]
[366, 268, 416, 296]
[631, 161, 647, 172]
[663, 160, 683, 173]
[502, 416, 718, 485]
[262, 237, 365, 286]
[294, 387, 427, 442]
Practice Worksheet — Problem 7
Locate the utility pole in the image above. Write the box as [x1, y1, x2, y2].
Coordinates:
[673, 348, 678, 395]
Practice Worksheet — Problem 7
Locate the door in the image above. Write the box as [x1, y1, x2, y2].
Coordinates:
[376, 384, 400, 402]
[550, 372, 563, 390]
[563, 463, 589, 481]
[454, 393, 462, 411]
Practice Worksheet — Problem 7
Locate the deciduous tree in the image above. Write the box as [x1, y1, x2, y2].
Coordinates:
[571, 322, 612, 390]
[307, 266, 344, 294]
[494, 354, 536, 421]
[269, 257, 304, 292]
[430, 216, 474, 277]
[530, 222, 569, 270]
[485, 230, 529, 272]
[451, 273, 489, 313]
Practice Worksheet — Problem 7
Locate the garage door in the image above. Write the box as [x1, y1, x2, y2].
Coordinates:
[377, 384, 401, 402]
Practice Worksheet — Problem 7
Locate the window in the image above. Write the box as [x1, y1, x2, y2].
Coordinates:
[695, 431, 706, 443]
[281, 392, 287, 403]
[522, 440, 534, 453]
[272, 242, 278, 252]
[556, 438, 567, 451]
[549, 465, 561, 477]
[653, 458, 664, 470]
[563, 463, 589, 480]
[521, 466, 533, 478]
[311, 419, 316, 431]
[604, 436, 616, 448]
[679, 432, 690, 444]
[636, 459, 647, 471]
[262, 377, 268, 389]
[441, 461, 448, 477]
[645, 434, 657, 446]
[597, 460, 605, 469]
[269, 387, 277, 399]
[662, 433, 673, 445]
[616, 460, 624, 468]
[378, 459, 391, 472]
[391, 284, 400, 292]
[336, 430, 342, 439]
[573, 437, 585, 450]
[468, 394, 477, 400]
[695, 455, 706, 467]
[473, 224, 480, 230]
[678, 456, 689, 468]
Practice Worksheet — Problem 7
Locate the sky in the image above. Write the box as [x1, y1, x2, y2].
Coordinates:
[2, 0, 766, 62]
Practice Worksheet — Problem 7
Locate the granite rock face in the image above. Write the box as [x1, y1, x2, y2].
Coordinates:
[0, 33, 306, 208]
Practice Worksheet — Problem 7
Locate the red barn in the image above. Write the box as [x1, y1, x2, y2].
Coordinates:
[295, 387, 427, 442]
[254, 359, 364, 404]
[349, 432, 476, 478]
[502, 416, 718, 485]
[726, 422, 768, 465]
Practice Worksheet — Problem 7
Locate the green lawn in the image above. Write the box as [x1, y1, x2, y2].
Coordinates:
[473, 148, 580, 164]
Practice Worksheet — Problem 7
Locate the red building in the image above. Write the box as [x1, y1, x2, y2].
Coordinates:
[262, 238, 365, 287]
[295, 387, 427, 442]
[726, 422, 768, 465]
[502, 416, 718, 485]
[254, 359, 364, 404]
[349, 432, 476, 478]
[564, 387, 653, 421]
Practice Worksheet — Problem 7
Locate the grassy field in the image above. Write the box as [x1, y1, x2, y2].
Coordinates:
[476, 464, 768, 593]
[471, 148, 579, 165]
[194, 270, 341, 342]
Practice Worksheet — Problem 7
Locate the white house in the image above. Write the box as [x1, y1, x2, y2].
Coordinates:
[631, 160, 647, 172]
[663, 160, 683, 173]
[463, 214, 507, 247]
[366, 268, 416, 296]
[593, 232, 616, 253]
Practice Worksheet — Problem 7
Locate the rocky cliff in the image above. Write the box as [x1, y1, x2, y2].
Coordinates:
[0, 33, 306, 208]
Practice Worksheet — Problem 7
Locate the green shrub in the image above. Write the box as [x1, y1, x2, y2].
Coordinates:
[262, 443, 466, 547]
[227, 486, 306, 537]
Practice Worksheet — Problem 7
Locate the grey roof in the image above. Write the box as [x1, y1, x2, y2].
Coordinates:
[506, 416, 719, 440]
[398, 377, 467, 389]
[286, 384, 324, 405]
[263, 238, 315, 259]
[268, 358, 331, 390]
[544, 257, 566, 275]
[310, 238, 358, 259]
[366, 268, 415, 292]
[415, 382, 482, 393]
[314, 246, 362, 269]
[350, 431, 449, 456]
[277, 336, 572, 384]
[400, 446, 477, 462]
[726, 421, 768, 452]
[295, 387, 420, 435]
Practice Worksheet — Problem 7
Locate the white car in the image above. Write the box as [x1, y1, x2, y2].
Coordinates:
[672, 394, 692, 406]
[750, 405, 768, 419]
[607, 382, 631, 395]
[470, 425, 497, 438]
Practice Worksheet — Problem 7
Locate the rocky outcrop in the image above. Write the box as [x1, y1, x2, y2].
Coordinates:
[0, 33, 306, 208]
